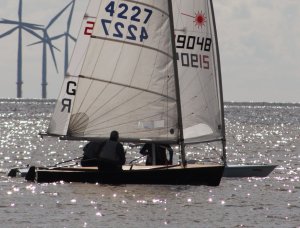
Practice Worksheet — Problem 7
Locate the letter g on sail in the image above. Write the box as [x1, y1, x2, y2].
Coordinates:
[66, 81, 77, 95]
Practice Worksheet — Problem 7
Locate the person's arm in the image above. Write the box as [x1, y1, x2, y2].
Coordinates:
[117, 143, 126, 165]
[167, 145, 173, 164]
[139, 143, 150, 155]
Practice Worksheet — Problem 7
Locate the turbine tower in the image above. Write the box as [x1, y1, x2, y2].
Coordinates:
[0, 0, 43, 98]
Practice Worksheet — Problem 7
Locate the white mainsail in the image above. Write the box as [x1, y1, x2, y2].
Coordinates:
[48, 0, 225, 146]
[50, 0, 179, 142]
[173, 0, 225, 144]
[48, 0, 102, 135]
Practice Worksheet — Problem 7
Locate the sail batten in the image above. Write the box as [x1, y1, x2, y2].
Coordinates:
[78, 75, 176, 101]
[90, 36, 173, 58]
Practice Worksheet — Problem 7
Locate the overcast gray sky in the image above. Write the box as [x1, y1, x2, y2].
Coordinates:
[0, 0, 299, 102]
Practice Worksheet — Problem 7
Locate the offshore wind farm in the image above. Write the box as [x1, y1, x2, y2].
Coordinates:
[0, 0, 86, 99]
[1, 0, 299, 102]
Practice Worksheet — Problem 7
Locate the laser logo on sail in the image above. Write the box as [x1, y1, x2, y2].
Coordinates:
[181, 11, 206, 29]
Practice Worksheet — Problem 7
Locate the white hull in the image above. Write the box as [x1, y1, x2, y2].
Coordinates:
[223, 164, 277, 177]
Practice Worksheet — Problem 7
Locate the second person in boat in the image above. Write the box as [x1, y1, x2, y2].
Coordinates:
[139, 143, 173, 166]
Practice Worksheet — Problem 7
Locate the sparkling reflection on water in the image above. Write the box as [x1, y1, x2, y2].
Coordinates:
[0, 99, 299, 227]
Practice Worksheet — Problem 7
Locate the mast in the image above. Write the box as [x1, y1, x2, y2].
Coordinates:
[210, 0, 226, 165]
[168, 0, 186, 167]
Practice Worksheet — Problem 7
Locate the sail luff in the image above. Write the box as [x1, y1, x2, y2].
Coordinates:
[210, 0, 227, 164]
[168, 0, 186, 167]
[47, 0, 101, 136]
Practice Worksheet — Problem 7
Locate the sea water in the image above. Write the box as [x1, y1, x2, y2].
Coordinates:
[0, 99, 299, 228]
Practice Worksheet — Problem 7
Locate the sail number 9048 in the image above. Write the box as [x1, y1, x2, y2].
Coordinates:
[176, 35, 212, 70]
[176, 35, 211, 52]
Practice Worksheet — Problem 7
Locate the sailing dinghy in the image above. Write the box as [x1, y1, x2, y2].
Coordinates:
[8, 0, 275, 181]
[23, 0, 226, 185]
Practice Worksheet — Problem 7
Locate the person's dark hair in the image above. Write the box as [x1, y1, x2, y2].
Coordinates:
[110, 130, 119, 141]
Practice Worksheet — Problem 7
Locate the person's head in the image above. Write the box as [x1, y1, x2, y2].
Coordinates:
[110, 130, 119, 141]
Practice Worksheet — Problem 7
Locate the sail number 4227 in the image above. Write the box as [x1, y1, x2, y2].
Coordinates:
[101, 1, 152, 42]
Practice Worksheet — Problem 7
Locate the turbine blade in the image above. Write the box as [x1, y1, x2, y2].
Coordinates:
[27, 41, 43, 46]
[68, 34, 76, 42]
[47, 1, 73, 29]
[66, 1, 76, 31]
[0, 27, 18, 38]
[0, 19, 20, 25]
[23, 27, 43, 40]
[49, 46, 59, 73]
[50, 34, 65, 40]
[22, 22, 43, 29]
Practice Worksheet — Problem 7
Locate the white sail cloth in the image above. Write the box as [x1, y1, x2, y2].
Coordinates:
[50, 0, 179, 142]
[48, 0, 225, 145]
[173, 0, 224, 143]
[48, 0, 103, 136]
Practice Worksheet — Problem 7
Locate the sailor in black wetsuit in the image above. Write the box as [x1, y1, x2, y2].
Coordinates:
[81, 141, 102, 167]
[97, 131, 126, 173]
[140, 143, 173, 165]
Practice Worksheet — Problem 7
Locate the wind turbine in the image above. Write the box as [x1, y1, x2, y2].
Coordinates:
[28, 0, 76, 98]
[51, 0, 77, 76]
[0, 0, 43, 98]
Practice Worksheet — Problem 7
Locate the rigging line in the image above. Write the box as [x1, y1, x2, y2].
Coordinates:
[91, 35, 172, 59]
[123, 0, 169, 16]
[79, 75, 176, 100]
